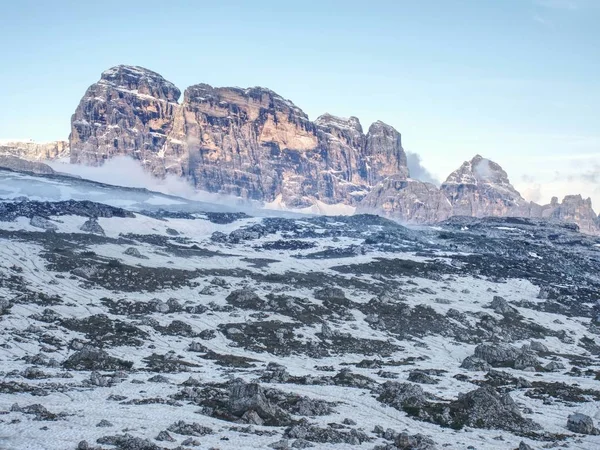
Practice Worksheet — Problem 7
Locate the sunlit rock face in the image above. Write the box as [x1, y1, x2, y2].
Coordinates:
[69, 65, 181, 173]
[69, 66, 409, 208]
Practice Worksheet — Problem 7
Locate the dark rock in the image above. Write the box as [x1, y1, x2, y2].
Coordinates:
[377, 382, 427, 409]
[284, 424, 371, 445]
[80, 218, 105, 235]
[155, 430, 175, 442]
[460, 356, 491, 371]
[446, 386, 541, 433]
[567, 413, 598, 435]
[408, 371, 439, 385]
[123, 247, 148, 259]
[63, 347, 133, 371]
[167, 420, 213, 436]
[30, 216, 57, 231]
[489, 296, 517, 315]
[96, 419, 113, 427]
[228, 381, 286, 423]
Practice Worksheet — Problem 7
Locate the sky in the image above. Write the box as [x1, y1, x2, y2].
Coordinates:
[1, 0, 599, 207]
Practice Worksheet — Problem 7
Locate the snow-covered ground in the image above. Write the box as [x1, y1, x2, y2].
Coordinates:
[0, 184, 599, 450]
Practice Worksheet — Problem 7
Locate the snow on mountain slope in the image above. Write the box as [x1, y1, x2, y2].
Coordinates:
[0, 184, 600, 449]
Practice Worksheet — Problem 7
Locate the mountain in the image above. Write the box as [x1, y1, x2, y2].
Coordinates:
[542, 195, 599, 235]
[440, 155, 540, 218]
[4, 65, 598, 235]
[361, 154, 600, 235]
[70, 65, 409, 208]
[0, 140, 68, 160]
[1, 174, 600, 449]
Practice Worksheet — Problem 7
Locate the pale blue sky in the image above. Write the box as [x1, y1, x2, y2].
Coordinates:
[1, 0, 599, 205]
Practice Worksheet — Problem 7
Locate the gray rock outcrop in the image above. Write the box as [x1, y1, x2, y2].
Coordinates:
[80, 218, 105, 235]
[0, 155, 55, 175]
[357, 175, 452, 223]
[567, 413, 598, 435]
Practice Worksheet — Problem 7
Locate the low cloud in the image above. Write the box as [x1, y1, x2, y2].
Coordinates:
[473, 158, 494, 180]
[46, 156, 242, 207]
[406, 152, 440, 185]
[520, 183, 543, 203]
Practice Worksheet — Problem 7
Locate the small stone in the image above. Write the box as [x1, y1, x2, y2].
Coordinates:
[155, 430, 175, 442]
[96, 419, 113, 427]
[269, 439, 290, 449]
[124, 247, 147, 258]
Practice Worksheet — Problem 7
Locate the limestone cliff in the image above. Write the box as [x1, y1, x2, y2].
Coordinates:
[69, 65, 180, 173]
[542, 195, 599, 235]
[69, 65, 409, 208]
[357, 174, 452, 223]
[64, 65, 600, 235]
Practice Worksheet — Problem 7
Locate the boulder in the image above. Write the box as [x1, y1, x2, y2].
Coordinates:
[79, 218, 105, 235]
[567, 413, 598, 435]
[30, 216, 57, 231]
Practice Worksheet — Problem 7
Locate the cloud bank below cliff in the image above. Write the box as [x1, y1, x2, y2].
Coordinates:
[46, 156, 246, 208]
[406, 152, 440, 185]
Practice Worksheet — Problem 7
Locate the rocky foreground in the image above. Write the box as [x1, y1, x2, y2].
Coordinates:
[0, 181, 599, 449]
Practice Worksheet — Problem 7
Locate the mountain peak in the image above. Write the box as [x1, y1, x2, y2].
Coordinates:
[315, 113, 363, 133]
[441, 155, 532, 217]
[99, 64, 181, 102]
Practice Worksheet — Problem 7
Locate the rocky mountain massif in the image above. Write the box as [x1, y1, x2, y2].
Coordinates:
[69, 65, 407, 209]
[0, 169, 600, 449]
[66, 65, 600, 234]
[3, 65, 599, 234]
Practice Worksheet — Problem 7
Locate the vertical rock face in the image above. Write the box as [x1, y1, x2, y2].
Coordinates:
[69, 65, 181, 174]
[440, 155, 537, 217]
[70, 66, 410, 208]
[0, 141, 69, 161]
[165, 84, 324, 207]
[357, 174, 452, 223]
[542, 195, 599, 234]
[363, 121, 408, 185]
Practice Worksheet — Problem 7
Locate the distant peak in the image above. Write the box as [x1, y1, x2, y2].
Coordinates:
[367, 120, 400, 136]
[315, 113, 362, 132]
